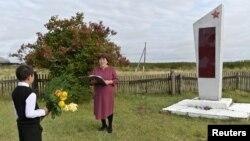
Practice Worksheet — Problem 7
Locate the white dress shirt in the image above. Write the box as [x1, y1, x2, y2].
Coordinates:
[14, 82, 46, 119]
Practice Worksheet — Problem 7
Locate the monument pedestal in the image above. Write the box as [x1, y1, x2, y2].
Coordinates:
[177, 98, 232, 109]
[162, 4, 250, 120]
[161, 98, 250, 119]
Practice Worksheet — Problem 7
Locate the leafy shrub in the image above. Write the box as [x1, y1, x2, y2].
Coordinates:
[43, 73, 91, 104]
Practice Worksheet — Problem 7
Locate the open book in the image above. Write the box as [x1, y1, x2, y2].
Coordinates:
[87, 75, 106, 85]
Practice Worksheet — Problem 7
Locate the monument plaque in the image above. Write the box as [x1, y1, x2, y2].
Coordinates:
[199, 27, 215, 78]
[193, 4, 224, 100]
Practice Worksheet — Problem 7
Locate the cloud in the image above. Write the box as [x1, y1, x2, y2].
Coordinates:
[0, 0, 250, 63]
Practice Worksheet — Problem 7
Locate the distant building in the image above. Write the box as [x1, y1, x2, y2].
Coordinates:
[0, 56, 10, 64]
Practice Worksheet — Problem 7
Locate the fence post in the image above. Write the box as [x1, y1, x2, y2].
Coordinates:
[170, 70, 176, 95]
[236, 72, 240, 89]
[179, 74, 183, 94]
[32, 71, 39, 96]
[1, 78, 3, 96]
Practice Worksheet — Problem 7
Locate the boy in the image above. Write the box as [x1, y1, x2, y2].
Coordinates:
[12, 65, 48, 141]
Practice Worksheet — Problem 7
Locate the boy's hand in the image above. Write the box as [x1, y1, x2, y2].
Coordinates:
[44, 107, 49, 116]
[40, 107, 49, 121]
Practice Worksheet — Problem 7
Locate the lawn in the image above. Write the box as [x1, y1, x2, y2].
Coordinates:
[1, 91, 250, 141]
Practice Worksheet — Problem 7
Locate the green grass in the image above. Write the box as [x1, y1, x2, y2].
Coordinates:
[0, 65, 17, 78]
[0, 65, 49, 78]
[119, 61, 250, 72]
[1, 91, 250, 141]
[3, 60, 250, 78]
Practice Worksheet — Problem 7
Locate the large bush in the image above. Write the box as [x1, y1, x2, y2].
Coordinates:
[11, 12, 129, 76]
[10, 12, 129, 101]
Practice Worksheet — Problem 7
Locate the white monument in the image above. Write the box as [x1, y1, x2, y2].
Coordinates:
[161, 4, 250, 119]
[193, 4, 223, 101]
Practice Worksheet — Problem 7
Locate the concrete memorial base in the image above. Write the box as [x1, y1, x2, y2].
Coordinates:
[161, 98, 250, 119]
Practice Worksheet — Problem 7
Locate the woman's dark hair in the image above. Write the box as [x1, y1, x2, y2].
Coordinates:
[98, 53, 108, 61]
[16, 65, 34, 81]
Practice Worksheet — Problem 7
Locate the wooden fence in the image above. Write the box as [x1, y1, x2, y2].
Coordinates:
[1, 71, 250, 96]
[0, 72, 49, 97]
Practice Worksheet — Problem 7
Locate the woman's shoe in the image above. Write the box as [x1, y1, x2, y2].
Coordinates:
[98, 126, 107, 131]
[107, 127, 112, 133]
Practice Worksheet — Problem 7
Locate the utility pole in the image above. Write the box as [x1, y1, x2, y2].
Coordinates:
[135, 42, 146, 72]
[142, 42, 146, 72]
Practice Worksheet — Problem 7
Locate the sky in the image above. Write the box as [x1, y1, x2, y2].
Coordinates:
[0, 0, 250, 63]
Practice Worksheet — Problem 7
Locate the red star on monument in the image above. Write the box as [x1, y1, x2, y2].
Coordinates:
[211, 10, 220, 18]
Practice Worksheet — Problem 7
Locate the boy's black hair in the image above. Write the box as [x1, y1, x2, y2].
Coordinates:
[16, 65, 34, 81]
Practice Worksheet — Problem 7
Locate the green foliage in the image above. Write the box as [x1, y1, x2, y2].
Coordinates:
[44, 90, 62, 118]
[42, 73, 91, 118]
[43, 88, 79, 119]
[42, 74, 91, 119]
[43, 73, 91, 103]
[224, 60, 250, 69]
[119, 61, 250, 72]
[9, 12, 129, 101]
[10, 13, 129, 76]
[121, 62, 196, 71]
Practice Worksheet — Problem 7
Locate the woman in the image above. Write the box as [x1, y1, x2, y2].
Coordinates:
[90, 53, 119, 133]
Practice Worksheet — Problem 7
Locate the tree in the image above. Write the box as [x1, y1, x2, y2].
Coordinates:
[10, 12, 129, 77]
[10, 13, 129, 101]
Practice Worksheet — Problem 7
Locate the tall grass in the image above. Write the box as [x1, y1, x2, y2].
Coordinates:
[0, 65, 49, 78]
[2, 61, 250, 77]
[117, 61, 250, 75]
[0, 65, 17, 78]
[1, 91, 250, 141]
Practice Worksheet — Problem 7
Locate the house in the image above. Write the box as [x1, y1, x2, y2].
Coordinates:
[0, 56, 10, 64]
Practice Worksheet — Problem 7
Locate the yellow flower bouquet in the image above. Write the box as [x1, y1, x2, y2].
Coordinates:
[45, 89, 78, 119]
